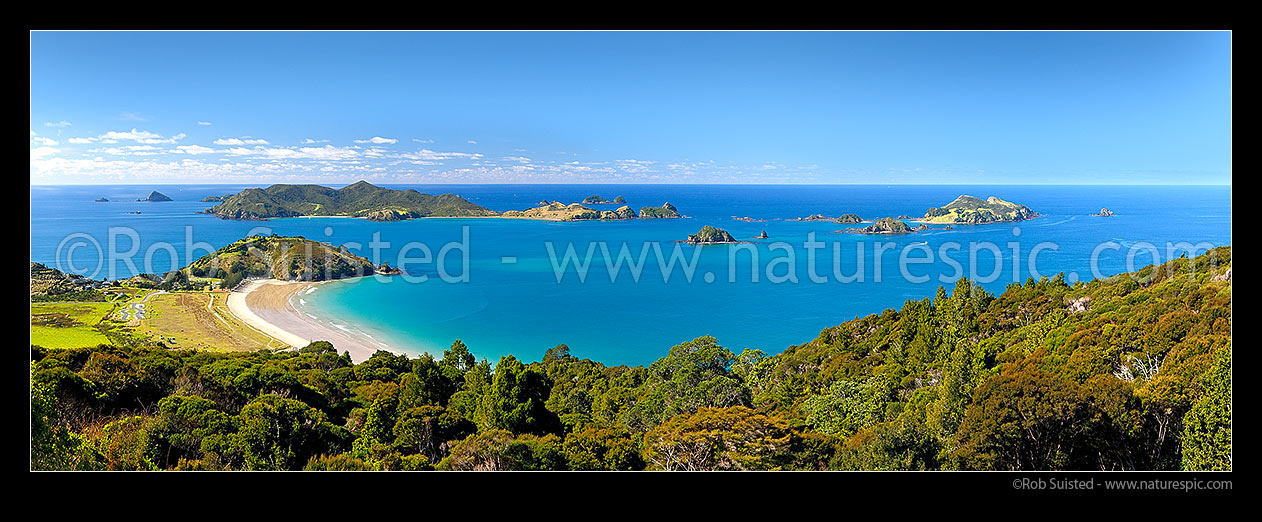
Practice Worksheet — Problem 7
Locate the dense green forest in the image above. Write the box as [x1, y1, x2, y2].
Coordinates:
[30, 247, 1231, 471]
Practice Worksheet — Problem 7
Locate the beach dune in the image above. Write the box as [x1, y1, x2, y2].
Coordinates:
[227, 279, 389, 363]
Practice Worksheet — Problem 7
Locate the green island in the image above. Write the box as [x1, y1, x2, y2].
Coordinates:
[30, 245, 1231, 471]
[836, 214, 865, 224]
[683, 226, 739, 244]
[836, 217, 916, 235]
[185, 234, 381, 288]
[921, 195, 1037, 224]
[204, 181, 497, 221]
[638, 202, 680, 219]
[582, 195, 627, 205]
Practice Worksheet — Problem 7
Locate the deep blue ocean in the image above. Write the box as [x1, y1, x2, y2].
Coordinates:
[30, 184, 1232, 366]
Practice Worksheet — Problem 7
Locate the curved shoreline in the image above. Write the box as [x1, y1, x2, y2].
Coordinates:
[226, 279, 392, 363]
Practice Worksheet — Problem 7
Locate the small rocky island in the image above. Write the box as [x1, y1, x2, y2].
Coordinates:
[837, 217, 916, 235]
[788, 213, 866, 224]
[139, 191, 173, 202]
[1095, 208, 1115, 217]
[733, 216, 767, 223]
[755, 230, 769, 239]
[582, 195, 627, 205]
[377, 263, 404, 275]
[788, 214, 833, 222]
[920, 195, 1037, 224]
[683, 226, 740, 244]
[94, 197, 110, 202]
[639, 202, 681, 219]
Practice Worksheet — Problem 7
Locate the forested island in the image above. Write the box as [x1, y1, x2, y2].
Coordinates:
[683, 226, 739, 244]
[30, 246, 1231, 471]
[838, 217, 916, 235]
[204, 181, 497, 221]
[184, 234, 380, 288]
[582, 195, 626, 205]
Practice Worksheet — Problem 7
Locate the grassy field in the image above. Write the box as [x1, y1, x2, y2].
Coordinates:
[30, 301, 117, 349]
[133, 291, 286, 352]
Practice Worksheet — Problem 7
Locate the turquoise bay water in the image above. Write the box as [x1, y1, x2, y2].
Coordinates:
[31, 185, 1232, 366]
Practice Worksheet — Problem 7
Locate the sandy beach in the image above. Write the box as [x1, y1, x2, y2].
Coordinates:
[226, 279, 389, 362]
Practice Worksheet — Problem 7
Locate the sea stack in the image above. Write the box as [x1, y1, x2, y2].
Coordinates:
[140, 191, 173, 202]
[1096, 208, 1115, 217]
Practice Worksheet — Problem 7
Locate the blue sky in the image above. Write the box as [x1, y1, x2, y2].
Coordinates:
[30, 31, 1231, 185]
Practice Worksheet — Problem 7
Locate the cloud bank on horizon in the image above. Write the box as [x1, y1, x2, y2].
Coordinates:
[30, 31, 1231, 185]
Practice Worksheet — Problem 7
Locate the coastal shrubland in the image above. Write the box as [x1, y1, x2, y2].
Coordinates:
[30, 247, 1231, 471]
[922, 195, 1037, 224]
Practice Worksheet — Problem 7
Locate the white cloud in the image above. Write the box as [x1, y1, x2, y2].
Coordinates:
[44, 121, 72, 128]
[138, 132, 186, 145]
[354, 136, 398, 145]
[119, 112, 147, 121]
[412, 138, 434, 144]
[32, 137, 59, 146]
[67, 137, 95, 144]
[303, 138, 330, 144]
[30, 146, 59, 159]
[176, 145, 217, 155]
[467, 140, 478, 144]
[400, 149, 484, 161]
[197, 121, 213, 126]
[214, 137, 269, 146]
[95, 145, 162, 156]
[101, 129, 162, 141]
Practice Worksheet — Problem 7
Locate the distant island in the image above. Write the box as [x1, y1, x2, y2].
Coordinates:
[639, 202, 681, 219]
[732, 216, 767, 223]
[139, 191, 172, 202]
[788, 213, 867, 224]
[582, 195, 626, 205]
[755, 230, 769, 239]
[501, 202, 638, 221]
[837, 217, 916, 235]
[1095, 208, 1115, 217]
[201, 195, 230, 203]
[919, 195, 1037, 224]
[788, 214, 833, 222]
[683, 225, 740, 244]
[94, 197, 109, 202]
[204, 181, 497, 221]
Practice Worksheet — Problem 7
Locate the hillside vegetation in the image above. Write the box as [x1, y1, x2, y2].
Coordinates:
[922, 195, 1037, 224]
[185, 235, 377, 288]
[31, 247, 1231, 471]
[205, 181, 496, 221]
